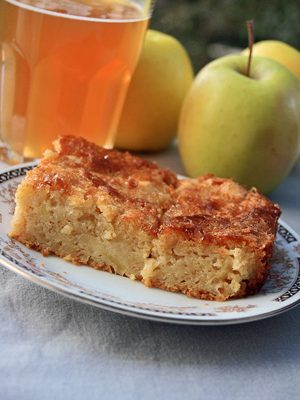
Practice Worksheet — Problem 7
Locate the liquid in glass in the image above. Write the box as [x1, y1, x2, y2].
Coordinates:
[0, 0, 149, 161]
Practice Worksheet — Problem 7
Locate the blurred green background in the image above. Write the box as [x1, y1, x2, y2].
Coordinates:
[151, 0, 300, 71]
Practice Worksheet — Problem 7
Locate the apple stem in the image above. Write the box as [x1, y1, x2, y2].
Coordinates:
[245, 20, 254, 77]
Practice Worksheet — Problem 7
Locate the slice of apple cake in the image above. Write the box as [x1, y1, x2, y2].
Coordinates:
[10, 136, 280, 300]
[142, 175, 281, 300]
[10, 136, 177, 280]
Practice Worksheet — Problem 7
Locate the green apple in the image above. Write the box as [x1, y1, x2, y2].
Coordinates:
[178, 55, 300, 193]
[242, 40, 300, 81]
[115, 30, 193, 152]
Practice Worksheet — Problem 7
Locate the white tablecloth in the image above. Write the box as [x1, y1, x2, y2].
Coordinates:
[1, 147, 300, 400]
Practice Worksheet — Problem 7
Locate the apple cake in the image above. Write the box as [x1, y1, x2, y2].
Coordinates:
[10, 136, 177, 280]
[142, 176, 280, 300]
[10, 136, 281, 301]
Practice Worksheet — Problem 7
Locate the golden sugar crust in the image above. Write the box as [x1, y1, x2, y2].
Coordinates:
[25, 136, 178, 235]
[162, 175, 281, 252]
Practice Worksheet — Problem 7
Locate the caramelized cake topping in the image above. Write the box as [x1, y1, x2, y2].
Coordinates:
[161, 175, 280, 249]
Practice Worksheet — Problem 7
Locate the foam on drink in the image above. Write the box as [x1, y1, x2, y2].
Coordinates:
[6, 0, 147, 20]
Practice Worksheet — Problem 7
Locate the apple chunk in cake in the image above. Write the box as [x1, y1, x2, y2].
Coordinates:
[10, 136, 280, 301]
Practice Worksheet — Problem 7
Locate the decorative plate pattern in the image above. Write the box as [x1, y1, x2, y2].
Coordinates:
[0, 162, 300, 325]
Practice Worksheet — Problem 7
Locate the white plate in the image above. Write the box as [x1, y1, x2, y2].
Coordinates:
[0, 162, 300, 325]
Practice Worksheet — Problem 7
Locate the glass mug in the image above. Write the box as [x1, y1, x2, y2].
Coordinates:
[0, 0, 155, 163]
